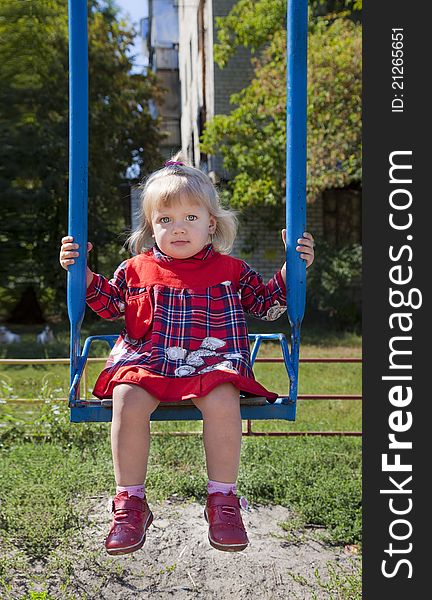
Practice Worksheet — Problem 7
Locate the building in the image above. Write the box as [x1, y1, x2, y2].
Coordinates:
[140, 0, 181, 158]
[178, 0, 254, 178]
[131, 0, 182, 230]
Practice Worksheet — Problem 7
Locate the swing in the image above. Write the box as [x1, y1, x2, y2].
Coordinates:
[67, 0, 307, 424]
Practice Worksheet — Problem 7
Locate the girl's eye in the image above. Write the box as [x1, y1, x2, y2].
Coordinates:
[160, 217, 170, 224]
[186, 215, 197, 221]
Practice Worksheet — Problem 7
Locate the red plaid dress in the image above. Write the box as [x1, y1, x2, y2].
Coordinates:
[86, 244, 287, 402]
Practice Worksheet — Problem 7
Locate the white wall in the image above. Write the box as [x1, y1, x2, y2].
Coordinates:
[178, 0, 213, 168]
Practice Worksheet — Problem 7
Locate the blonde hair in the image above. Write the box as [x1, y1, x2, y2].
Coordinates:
[126, 152, 238, 255]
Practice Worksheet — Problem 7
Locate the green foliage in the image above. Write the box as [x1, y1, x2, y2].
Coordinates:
[214, 0, 286, 68]
[201, 16, 361, 208]
[214, 0, 362, 68]
[0, 0, 164, 317]
[0, 286, 16, 321]
[290, 560, 362, 600]
[240, 436, 362, 545]
[307, 240, 362, 328]
[307, 19, 362, 196]
[0, 395, 109, 451]
[313, 561, 362, 600]
[0, 442, 113, 559]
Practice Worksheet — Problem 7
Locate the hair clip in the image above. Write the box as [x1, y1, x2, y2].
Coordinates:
[164, 160, 185, 167]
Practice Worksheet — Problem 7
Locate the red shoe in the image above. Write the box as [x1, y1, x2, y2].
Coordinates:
[105, 492, 153, 556]
[204, 492, 249, 552]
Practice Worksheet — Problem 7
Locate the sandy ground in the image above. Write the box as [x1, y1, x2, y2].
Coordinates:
[8, 496, 360, 599]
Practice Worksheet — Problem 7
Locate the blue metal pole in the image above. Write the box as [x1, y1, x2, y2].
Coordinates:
[67, 0, 88, 395]
[285, 0, 307, 327]
[285, 0, 308, 402]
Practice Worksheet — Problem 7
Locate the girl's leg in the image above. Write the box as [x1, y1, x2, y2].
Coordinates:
[193, 383, 248, 552]
[192, 383, 242, 483]
[106, 383, 158, 555]
[111, 383, 160, 486]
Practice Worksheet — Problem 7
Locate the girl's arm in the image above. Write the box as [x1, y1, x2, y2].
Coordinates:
[60, 236, 127, 321]
[239, 262, 287, 321]
[239, 231, 315, 320]
[86, 262, 128, 321]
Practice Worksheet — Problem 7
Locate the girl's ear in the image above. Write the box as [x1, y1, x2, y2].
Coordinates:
[209, 216, 217, 233]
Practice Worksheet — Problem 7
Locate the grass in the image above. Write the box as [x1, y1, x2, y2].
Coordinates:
[289, 560, 362, 600]
[0, 323, 361, 596]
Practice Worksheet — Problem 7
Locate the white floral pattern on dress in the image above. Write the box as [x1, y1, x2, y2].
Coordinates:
[166, 346, 188, 360]
[186, 349, 217, 366]
[199, 360, 237, 374]
[194, 349, 218, 357]
[175, 365, 196, 377]
[185, 354, 205, 367]
[166, 337, 240, 377]
[262, 301, 287, 321]
[200, 337, 226, 351]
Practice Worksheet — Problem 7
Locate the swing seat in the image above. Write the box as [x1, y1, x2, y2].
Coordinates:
[100, 396, 267, 409]
[68, 333, 297, 423]
[70, 397, 296, 423]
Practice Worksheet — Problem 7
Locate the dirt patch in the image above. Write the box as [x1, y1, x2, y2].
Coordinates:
[9, 496, 360, 599]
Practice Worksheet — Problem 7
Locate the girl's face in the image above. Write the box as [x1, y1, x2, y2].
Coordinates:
[151, 196, 217, 259]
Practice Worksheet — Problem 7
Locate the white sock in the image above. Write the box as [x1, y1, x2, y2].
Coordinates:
[207, 480, 237, 495]
[116, 484, 145, 499]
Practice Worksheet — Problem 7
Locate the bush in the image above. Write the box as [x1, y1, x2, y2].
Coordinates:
[307, 240, 362, 329]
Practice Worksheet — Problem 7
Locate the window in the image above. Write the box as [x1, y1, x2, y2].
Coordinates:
[323, 188, 362, 246]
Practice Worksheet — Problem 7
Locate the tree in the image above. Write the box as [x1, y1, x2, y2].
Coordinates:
[201, 6, 361, 209]
[213, 0, 362, 68]
[0, 0, 164, 321]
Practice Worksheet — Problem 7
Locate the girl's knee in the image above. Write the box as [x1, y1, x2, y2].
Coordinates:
[193, 383, 240, 417]
[112, 383, 159, 416]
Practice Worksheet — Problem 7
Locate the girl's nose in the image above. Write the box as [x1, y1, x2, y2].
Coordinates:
[172, 221, 186, 233]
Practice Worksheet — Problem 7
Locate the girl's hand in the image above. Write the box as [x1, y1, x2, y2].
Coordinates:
[59, 236, 93, 270]
[281, 230, 315, 268]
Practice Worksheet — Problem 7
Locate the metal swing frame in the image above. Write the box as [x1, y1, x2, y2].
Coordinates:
[67, 0, 308, 424]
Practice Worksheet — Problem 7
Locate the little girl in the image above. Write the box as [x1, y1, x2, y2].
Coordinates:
[60, 154, 314, 556]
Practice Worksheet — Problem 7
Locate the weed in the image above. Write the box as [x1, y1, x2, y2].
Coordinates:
[159, 563, 177, 575]
[288, 559, 362, 599]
